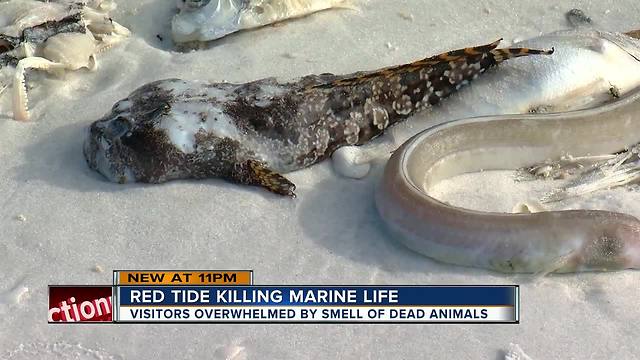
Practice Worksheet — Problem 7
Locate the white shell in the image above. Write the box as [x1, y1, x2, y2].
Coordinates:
[171, 0, 355, 43]
[43, 32, 98, 70]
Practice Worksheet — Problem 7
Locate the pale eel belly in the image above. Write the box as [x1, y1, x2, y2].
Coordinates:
[376, 86, 640, 273]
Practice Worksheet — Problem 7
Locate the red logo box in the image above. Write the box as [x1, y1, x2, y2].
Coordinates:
[48, 286, 113, 323]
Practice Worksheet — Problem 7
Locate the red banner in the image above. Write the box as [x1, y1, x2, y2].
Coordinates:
[48, 286, 113, 323]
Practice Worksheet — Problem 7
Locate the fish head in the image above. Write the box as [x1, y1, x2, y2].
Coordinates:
[84, 103, 150, 184]
[84, 79, 249, 184]
[84, 79, 188, 184]
[171, 0, 243, 43]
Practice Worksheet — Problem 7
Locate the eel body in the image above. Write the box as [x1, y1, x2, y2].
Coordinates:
[376, 86, 640, 273]
[84, 40, 551, 196]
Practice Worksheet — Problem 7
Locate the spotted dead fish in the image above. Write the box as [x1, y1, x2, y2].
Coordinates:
[84, 40, 552, 196]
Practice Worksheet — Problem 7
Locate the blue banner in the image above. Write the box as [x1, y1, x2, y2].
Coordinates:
[117, 286, 517, 306]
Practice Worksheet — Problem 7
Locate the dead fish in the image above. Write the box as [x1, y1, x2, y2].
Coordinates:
[171, 0, 357, 43]
[332, 24, 640, 179]
[84, 39, 551, 196]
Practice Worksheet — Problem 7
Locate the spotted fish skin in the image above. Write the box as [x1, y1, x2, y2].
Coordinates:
[84, 40, 552, 196]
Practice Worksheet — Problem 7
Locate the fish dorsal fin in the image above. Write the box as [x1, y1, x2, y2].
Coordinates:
[309, 39, 553, 89]
[310, 39, 503, 89]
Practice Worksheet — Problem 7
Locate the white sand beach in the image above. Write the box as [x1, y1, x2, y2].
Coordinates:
[1, 0, 640, 358]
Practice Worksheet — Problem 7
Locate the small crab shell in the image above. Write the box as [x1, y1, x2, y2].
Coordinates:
[0, 0, 130, 121]
[43, 32, 98, 70]
[171, 0, 356, 43]
[82, 5, 131, 39]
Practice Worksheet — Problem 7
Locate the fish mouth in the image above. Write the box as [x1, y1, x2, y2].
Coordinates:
[83, 115, 137, 184]
[171, 0, 243, 43]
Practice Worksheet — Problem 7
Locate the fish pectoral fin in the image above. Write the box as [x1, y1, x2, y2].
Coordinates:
[233, 160, 297, 197]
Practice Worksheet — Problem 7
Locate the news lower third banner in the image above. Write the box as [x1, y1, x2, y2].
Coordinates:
[49, 270, 519, 324]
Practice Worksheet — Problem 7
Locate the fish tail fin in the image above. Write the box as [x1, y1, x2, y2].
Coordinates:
[429, 38, 503, 62]
[414, 39, 553, 101]
[428, 39, 552, 66]
[489, 46, 555, 64]
[625, 29, 640, 40]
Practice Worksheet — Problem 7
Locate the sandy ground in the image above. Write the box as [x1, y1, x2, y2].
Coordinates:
[2, 0, 640, 359]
